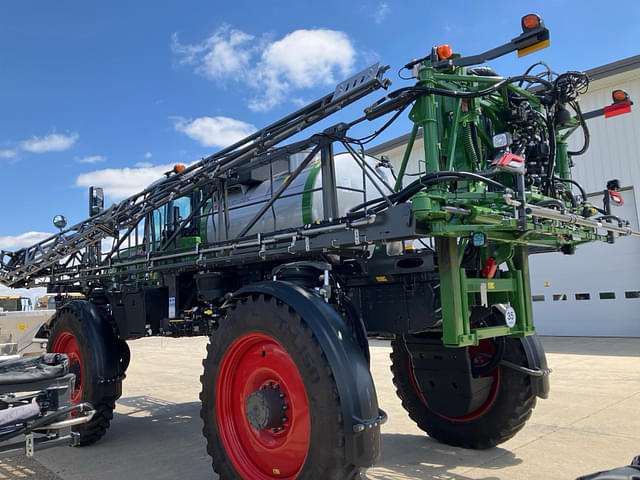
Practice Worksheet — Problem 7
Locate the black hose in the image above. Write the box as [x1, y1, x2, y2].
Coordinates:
[348, 171, 507, 213]
[352, 104, 408, 144]
[596, 215, 627, 226]
[467, 66, 500, 77]
[518, 61, 556, 86]
[553, 176, 587, 202]
[562, 189, 578, 210]
[544, 109, 557, 196]
[472, 337, 505, 376]
[535, 199, 566, 213]
[365, 74, 554, 119]
[421, 74, 553, 98]
[567, 101, 590, 156]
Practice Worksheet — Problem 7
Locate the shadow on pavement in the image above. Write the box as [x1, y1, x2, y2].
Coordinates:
[0, 455, 62, 480]
[37, 397, 214, 480]
[36, 396, 528, 480]
[365, 432, 520, 479]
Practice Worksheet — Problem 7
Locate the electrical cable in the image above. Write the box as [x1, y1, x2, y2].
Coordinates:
[518, 61, 558, 87]
[349, 105, 409, 145]
[397, 66, 414, 80]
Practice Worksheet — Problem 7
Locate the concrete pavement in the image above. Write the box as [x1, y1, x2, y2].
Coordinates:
[21, 336, 640, 479]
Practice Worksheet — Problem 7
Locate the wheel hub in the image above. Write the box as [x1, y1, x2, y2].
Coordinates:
[216, 332, 310, 478]
[52, 331, 83, 404]
[69, 360, 82, 385]
[245, 383, 289, 432]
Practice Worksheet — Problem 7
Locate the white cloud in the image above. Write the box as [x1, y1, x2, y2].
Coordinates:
[0, 231, 52, 250]
[173, 116, 255, 147]
[76, 155, 105, 164]
[21, 133, 78, 153]
[172, 27, 356, 111]
[144, 151, 152, 159]
[135, 161, 153, 168]
[173, 27, 255, 81]
[373, 3, 391, 24]
[249, 29, 355, 111]
[75, 163, 178, 200]
[0, 149, 17, 159]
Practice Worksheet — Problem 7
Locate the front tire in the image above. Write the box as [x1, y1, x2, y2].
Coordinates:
[200, 293, 359, 479]
[47, 303, 123, 445]
[390, 334, 537, 449]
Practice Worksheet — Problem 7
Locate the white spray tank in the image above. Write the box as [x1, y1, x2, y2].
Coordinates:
[205, 152, 394, 241]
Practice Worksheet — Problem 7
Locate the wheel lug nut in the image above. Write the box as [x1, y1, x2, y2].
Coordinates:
[282, 405, 288, 410]
[279, 393, 286, 398]
[282, 416, 288, 422]
[273, 383, 280, 389]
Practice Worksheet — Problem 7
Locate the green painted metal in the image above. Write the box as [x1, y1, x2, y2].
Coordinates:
[301, 161, 322, 225]
[411, 67, 441, 184]
[555, 138, 570, 182]
[402, 55, 619, 347]
[394, 123, 419, 192]
[436, 236, 471, 346]
[465, 278, 516, 293]
[445, 98, 462, 171]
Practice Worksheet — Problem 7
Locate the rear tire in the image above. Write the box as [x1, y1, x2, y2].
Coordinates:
[47, 304, 122, 446]
[200, 293, 359, 479]
[390, 334, 537, 449]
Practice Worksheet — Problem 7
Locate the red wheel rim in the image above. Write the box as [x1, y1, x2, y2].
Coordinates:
[408, 339, 500, 422]
[52, 332, 83, 404]
[216, 333, 310, 479]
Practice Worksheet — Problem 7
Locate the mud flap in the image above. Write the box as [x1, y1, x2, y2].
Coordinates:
[520, 335, 550, 399]
[234, 281, 382, 468]
[54, 300, 124, 397]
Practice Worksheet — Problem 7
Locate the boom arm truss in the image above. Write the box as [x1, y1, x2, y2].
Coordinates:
[0, 64, 390, 289]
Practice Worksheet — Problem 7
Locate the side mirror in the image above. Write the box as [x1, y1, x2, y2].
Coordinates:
[89, 187, 104, 216]
[53, 215, 67, 231]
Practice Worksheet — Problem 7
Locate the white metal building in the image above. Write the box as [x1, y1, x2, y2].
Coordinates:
[367, 55, 640, 336]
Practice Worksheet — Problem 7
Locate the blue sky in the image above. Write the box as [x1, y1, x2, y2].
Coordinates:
[1, 1, 639, 296]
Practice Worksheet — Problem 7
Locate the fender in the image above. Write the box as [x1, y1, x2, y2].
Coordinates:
[233, 281, 382, 468]
[53, 300, 124, 391]
[520, 335, 550, 399]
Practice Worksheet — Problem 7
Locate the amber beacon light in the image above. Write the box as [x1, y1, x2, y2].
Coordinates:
[521, 14, 541, 30]
[437, 44, 452, 60]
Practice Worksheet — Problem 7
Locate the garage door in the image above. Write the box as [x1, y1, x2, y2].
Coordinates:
[529, 187, 640, 336]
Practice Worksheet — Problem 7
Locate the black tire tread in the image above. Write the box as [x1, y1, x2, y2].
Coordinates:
[200, 294, 357, 479]
[47, 305, 121, 446]
[390, 335, 537, 449]
[74, 400, 117, 446]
